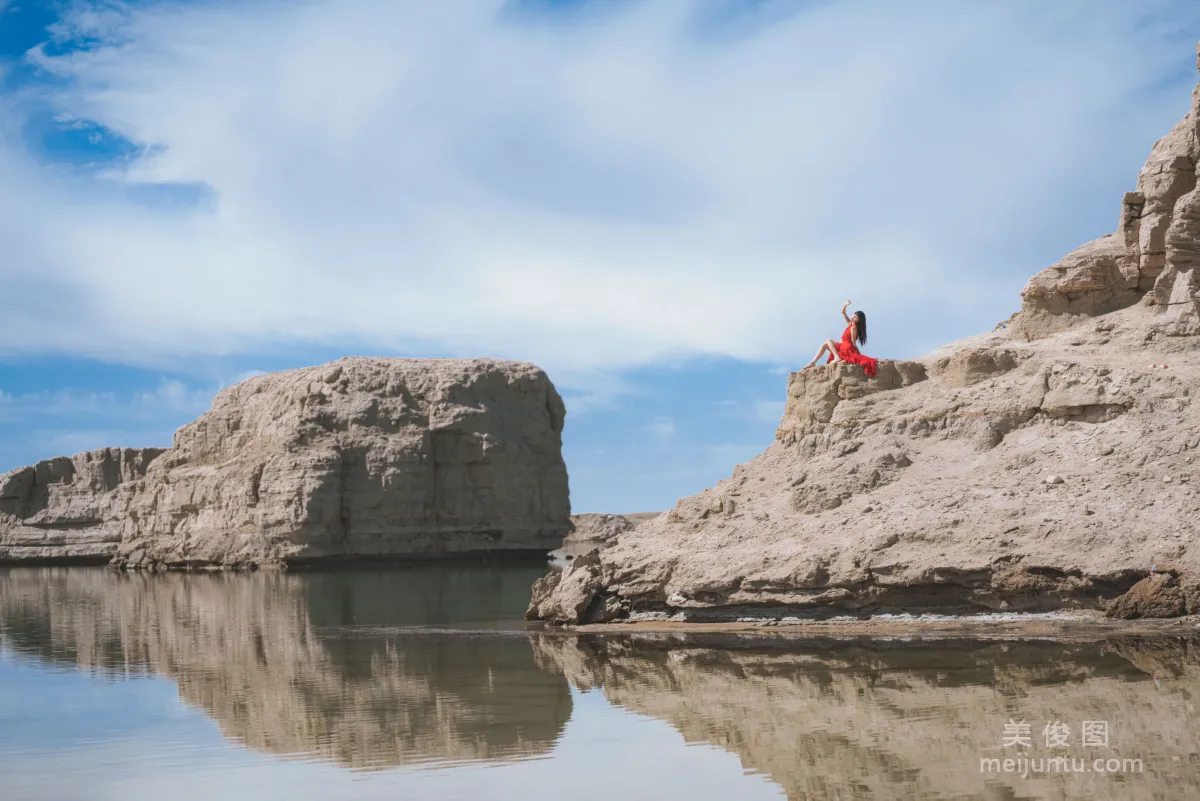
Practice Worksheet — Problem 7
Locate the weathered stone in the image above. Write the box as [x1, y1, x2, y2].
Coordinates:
[928, 348, 1022, 387]
[526, 571, 562, 620]
[527, 549, 603, 625]
[2, 358, 571, 568]
[566, 513, 654, 544]
[0, 448, 167, 563]
[775, 360, 926, 442]
[527, 43, 1200, 625]
[1106, 573, 1186, 619]
[1013, 43, 1200, 340]
[1015, 235, 1139, 340]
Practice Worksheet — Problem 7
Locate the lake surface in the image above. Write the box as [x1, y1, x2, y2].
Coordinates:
[1, 566, 1198, 801]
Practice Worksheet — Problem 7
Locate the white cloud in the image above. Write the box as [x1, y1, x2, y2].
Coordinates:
[0, 0, 1198, 377]
[0, 380, 216, 467]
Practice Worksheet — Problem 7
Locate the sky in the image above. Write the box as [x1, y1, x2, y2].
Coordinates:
[0, 0, 1198, 512]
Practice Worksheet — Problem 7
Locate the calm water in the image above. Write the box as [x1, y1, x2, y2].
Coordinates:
[1, 567, 1198, 801]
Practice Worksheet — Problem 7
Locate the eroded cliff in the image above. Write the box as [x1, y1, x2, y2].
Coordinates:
[528, 43, 1200, 624]
[0, 357, 571, 568]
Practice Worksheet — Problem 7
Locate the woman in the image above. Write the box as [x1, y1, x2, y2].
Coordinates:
[802, 300, 878, 378]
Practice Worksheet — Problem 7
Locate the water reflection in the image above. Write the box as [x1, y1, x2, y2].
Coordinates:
[532, 632, 1200, 801]
[0, 567, 571, 771]
[5, 567, 1200, 799]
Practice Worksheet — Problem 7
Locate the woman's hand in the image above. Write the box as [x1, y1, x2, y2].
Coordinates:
[843, 300, 851, 309]
[841, 300, 852, 322]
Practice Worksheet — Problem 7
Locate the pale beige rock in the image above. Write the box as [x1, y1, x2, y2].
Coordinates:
[548, 512, 661, 569]
[0, 448, 166, 563]
[526, 549, 611, 624]
[567, 513, 651, 543]
[1015, 235, 1140, 339]
[1, 357, 571, 568]
[533, 301, 1200, 623]
[1014, 43, 1200, 339]
[529, 43, 1200, 625]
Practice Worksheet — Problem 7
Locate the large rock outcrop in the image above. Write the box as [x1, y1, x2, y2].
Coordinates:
[1015, 43, 1200, 339]
[530, 44, 1200, 625]
[0, 358, 571, 568]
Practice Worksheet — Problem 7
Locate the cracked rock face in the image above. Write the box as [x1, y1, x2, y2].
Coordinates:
[0, 448, 167, 563]
[529, 43, 1200, 623]
[531, 304, 1200, 624]
[1015, 43, 1200, 340]
[1, 358, 571, 568]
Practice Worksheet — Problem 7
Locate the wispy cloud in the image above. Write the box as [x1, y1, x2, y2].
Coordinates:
[0, 0, 1194, 377]
[0, 377, 216, 468]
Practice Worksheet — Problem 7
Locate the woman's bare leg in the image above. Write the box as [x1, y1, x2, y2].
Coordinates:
[803, 339, 838, 369]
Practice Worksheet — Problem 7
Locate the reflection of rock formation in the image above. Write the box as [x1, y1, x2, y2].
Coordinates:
[0, 568, 571, 770]
[534, 633, 1200, 800]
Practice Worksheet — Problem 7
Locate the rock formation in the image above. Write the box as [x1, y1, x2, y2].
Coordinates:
[0, 567, 571, 770]
[1, 357, 571, 568]
[529, 43, 1200, 625]
[0, 448, 166, 563]
[1016, 43, 1200, 339]
[533, 633, 1200, 800]
[567, 512, 659, 544]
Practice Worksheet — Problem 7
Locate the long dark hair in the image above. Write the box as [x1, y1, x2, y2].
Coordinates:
[853, 311, 867, 345]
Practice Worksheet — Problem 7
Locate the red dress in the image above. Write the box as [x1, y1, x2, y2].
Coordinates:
[827, 323, 878, 377]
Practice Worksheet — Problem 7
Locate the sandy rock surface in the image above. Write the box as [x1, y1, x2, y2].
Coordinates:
[1, 358, 571, 568]
[530, 43, 1200, 624]
[566, 512, 659, 544]
[0, 448, 166, 563]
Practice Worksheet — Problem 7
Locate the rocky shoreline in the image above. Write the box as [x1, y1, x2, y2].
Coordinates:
[527, 41, 1200, 626]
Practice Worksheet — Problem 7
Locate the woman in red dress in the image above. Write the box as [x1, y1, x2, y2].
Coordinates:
[802, 300, 878, 378]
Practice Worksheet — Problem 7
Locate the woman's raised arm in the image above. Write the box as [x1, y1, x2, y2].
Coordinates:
[841, 300, 852, 324]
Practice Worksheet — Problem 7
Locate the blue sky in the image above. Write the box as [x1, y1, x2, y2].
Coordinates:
[1, 0, 1199, 512]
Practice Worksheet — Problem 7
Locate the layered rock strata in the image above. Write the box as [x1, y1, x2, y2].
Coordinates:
[529, 44, 1200, 624]
[0, 448, 166, 564]
[1, 358, 571, 568]
[1016, 43, 1200, 339]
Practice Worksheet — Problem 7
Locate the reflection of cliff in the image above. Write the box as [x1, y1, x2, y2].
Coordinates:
[533, 634, 1200, 801]
[0, 568, 571, 770]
